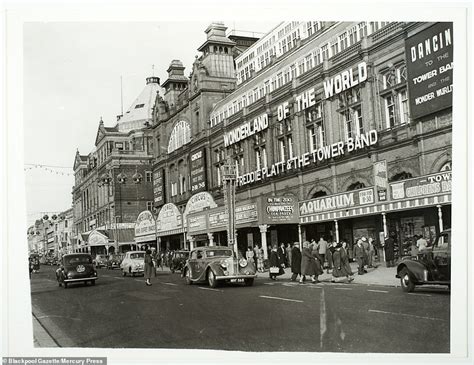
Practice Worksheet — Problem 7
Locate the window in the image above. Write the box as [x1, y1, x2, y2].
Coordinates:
[354, 106, 364, 135]
[167, 120, 191, 153]
[305, 54, 313, 72]
[171, 182, 178, 197]
[290, 64, 297, 79]
[145, 171, 152, 182]
[216, 165, 222, 186]
[115, 142, 124, 151]
[343, 110, 353, 140]
[146, 201, 153, 211]
[255, 147, 267, 170]
[65, 220, 68, 228]
[398, 89, 409, 124]
[179, 175, 186, 194]
[279, 139, 286, 162]
[135, 104, 145, 109]
[384, 95, 396, 128]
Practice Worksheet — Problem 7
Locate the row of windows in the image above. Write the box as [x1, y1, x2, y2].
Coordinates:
[211, 21, 393, 127]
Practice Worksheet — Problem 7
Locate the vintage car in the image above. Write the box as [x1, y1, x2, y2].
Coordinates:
[396, 229, 451, 292]
[56, 253, 98, 289]
[170, 250, 190, 273]
[120, 251, 145, 276]
[182, 247, 256, 287]
[93, 254, 107, 268]
[106, 254, 124, 270]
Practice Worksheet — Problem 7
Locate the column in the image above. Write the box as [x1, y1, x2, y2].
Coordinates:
[298, 224, 302, 246]
[208, 233, 214, 247]
[382, 213, 388, 236]
[437, 205, 444, 233]
[334, 220, 340, 242]
[189, 236, 195, 251]
[259, 224, 269, 260]
[381, 213, 387, 262]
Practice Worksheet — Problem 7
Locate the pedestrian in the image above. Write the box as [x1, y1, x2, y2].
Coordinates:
[411, 235, 419, 256]
[246, 246, 255, 266]
[300, 241, 319, 284]
[277, 242, 287, 269]
[317, 237, 328, 270]
[331, 242, 354, 283]
[150, 247, 158, 276]
[383, 234, 395, 267]
[144, 249, 153, 286]
[416, 235, 429, 251]
[290, 242, 302, 281]
[367, 237, 376, 268]
[353, 239, 366, 275]
[361, 237, 370, 268]
[326, 241, 336, 274]
[255, 245, 264, 273]
[286, 243, 292, 268]
[269, 245, 284, 280]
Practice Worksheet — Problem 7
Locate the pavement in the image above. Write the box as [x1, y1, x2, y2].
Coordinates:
[273, 259, 400, 287]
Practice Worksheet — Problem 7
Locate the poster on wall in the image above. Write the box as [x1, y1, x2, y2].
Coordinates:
[390, 171, 451, 200]
[373, 160, 388, 202]
[261, 195, 299, 224]
[405, 22, 453, 119]
[190, 148, 207, 193]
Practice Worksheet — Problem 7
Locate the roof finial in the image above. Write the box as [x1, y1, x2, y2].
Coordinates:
[99, 116, 103, 125]
[152, 64, 155, 76]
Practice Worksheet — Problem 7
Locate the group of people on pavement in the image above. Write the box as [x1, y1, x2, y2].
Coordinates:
[265, 235, 386, 284]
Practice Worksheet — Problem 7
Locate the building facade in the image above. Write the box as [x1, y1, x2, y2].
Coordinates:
[72, 77, 159, 255]
[151, 21, 452, 260]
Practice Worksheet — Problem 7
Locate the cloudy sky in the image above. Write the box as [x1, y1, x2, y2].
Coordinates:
[23, 21, 277, 225]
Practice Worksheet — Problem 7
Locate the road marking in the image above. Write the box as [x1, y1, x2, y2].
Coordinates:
[367, 289, 388, 293]
[198, 287, 222, 292]
[407, 293, 432, 297]
[263, 282, 275, 286]
[320, 289, 326, 349]
[334, 287, 353, 290]
[101, 275, 110, 277]
[368, 309, 447, 321]
[161, 282, 178, 286]
[134, 279, 144, 282]
[259, 295, 303, 303]
[36, 315, 81, 321]
[112, 277, 124, 280]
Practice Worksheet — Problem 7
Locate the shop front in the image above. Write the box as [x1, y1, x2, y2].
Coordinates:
[299, 171, 452, 262]
[156, 203, 185, 251]
[134, 210, 157, 251]
[183, 192, 218, 250]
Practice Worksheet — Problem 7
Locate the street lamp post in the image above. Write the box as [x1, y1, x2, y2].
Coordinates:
[222, 158, 238, 256]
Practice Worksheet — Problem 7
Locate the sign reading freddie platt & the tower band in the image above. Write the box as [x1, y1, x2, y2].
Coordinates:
[405, 23, 453, 119]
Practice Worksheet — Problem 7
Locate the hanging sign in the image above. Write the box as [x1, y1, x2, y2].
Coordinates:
[374, 160, 388, 202]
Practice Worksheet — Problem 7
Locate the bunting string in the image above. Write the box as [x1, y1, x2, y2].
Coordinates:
[24, 164, 74, 176]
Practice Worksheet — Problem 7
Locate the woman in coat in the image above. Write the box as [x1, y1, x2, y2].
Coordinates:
[300, 241, 319, 283]
[331, 242, 354, 283]
[269, 245, 284, 280]
[144, 249, 153, 286]
[290, 242, 302, 281]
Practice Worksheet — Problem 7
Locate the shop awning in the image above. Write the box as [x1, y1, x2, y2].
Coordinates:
[300, 193, 451, 224]
[156, 228, 185, 237]
[135, 233, 157, 243]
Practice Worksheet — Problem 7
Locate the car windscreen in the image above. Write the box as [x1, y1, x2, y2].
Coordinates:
[205, 249, 233, 258]
[130, 253, 145, 259]
[65, 256, 92, 265]
[436, 234, 450, 249]
[176, 252, 189, 258]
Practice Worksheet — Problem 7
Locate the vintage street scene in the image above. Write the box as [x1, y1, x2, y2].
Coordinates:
[25, 20, 453, 353]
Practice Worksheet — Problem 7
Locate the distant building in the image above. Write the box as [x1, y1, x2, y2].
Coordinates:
[72, 78, 159, 256]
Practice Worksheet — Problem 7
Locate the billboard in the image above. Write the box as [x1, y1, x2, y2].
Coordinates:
[153, 169, 165, 205]
[190, 148, 207, 193]
[405, 23, 453, 119]
[390, 171, 451, 200]
[374, 160, 388, 202]
[261, 195, 299, 224]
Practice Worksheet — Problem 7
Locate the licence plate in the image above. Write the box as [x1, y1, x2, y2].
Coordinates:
[230, 278, 245, 283]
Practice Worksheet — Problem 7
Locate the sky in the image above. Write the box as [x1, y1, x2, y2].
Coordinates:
[23, 21, 277, 226]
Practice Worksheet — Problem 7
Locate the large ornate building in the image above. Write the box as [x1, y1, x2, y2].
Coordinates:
[150, 21, 452, 259]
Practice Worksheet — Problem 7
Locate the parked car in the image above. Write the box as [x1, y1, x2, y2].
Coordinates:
[93, 254, 107, 268]
[120, 251, 145, 276]
[55, 253, 98, 289]
[106, 254, 124, 270]
[170, 250, 189, 273]
[182, 247, 256, 287]
[396, 229, 451, 292]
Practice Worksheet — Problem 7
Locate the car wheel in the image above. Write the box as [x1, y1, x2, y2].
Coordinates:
[399, 268, 415, 292]
[64, 282, 68, 289]
[184, 268, 192, 285]
[58, 282, 62, 287]
[122, 270, 126, 277]
[207, 269, 218, 288]
[244, 278, 254, 286]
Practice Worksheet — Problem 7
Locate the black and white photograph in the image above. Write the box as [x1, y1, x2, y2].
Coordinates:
[1, 1, 472, 365]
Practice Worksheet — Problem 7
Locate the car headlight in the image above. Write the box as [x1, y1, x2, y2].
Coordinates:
[220, 261, 229, 269]
[67, 272, 73, 278]
[239, 258, 248, 268]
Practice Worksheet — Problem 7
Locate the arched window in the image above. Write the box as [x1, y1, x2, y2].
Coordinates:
[167, 120, 191, 153]
[347, 181, 365, 191]
[440, 161, 452, 171]
[312, 190, 328, 199]
[389, 171, 413, 182]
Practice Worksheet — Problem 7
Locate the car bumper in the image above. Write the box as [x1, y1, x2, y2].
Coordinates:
[216, 274, 257, 280]
[64, 277, 98, 283]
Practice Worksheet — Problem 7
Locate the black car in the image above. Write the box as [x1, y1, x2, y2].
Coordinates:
[396, 229, 451, 292]
[170, 250, 190, 273]
[106, 254, 124, 270]
[56, 253, 98, 289]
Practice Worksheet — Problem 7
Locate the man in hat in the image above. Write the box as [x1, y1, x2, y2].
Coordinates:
[353, 239, 366, 275]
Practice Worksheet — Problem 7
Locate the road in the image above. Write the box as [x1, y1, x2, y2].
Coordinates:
[30, 265, 450, 352]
